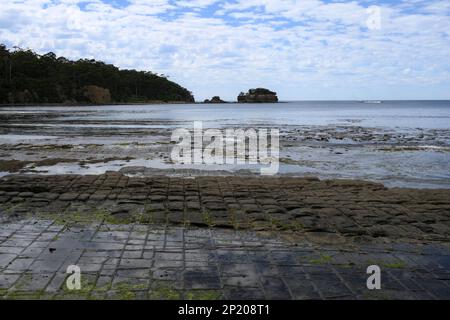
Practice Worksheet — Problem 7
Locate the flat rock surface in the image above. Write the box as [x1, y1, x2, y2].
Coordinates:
[1, 173, 450, 244]
[0, 219, 449, 300]
[1, 173, 449, 299]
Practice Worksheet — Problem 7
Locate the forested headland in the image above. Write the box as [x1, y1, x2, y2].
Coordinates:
[0, 45, 194, 105]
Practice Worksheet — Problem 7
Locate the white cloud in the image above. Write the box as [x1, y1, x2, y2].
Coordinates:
[0, 0, 449, 100]
[175, 0, 221, 9]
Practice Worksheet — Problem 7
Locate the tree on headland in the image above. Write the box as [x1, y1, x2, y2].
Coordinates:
[0, 45, 195, 104]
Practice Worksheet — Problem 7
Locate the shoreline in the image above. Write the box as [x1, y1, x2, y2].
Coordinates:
[1, 100, 449, 107]
[1, 111, 449, 190]
[0, 101, 288, 107]
[0, 101, 195, 107]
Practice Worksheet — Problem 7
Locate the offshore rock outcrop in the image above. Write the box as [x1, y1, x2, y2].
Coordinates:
[204, 96, 226, 103]
[238, 88, 278, 103]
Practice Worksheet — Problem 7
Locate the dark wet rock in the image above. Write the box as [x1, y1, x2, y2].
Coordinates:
[147, 203, 165, 212]
[263, 205, 286, 214]
[237, 88, 278, 103]
[213, 220, 234, 229]
[90, 193, 108, 201]
[338, 226, 368, 236]
[305, 232, 346, 245]
[168, 212, 184, 224]
[168, 202, 184, 211]
[0, 173, 450, 244]
[204, 96, 226, 103]
[3, 219, 450, 299]
[18, 192, 34, 198]
[110, 205, 137, 221]
[78, 193, 91, 201]
[0, 160, 31, 172]
[60, 193, 80, 201]
[289, 208, 313, 217]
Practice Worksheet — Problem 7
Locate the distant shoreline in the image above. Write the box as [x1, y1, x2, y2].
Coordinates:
[0, 101, 194, 107]
[0, 101, 287, 107]
[1, 100, 449, 107]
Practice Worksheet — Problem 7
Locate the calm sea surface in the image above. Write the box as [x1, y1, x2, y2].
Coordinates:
[1, 100, 449, 129]
[0, 101, 449, 188]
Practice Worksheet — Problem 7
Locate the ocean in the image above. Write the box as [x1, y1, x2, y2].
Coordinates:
[0, 101, 449, 188]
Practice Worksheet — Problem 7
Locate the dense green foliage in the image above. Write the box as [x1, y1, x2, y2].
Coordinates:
[0, 45, 194, 104]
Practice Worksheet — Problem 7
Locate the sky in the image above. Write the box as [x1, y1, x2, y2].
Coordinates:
[1, 0, 450, 101]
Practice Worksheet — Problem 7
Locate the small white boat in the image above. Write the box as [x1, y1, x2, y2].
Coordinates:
[361, 100, 382, 104]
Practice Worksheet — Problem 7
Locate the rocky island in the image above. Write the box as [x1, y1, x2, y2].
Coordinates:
[204, 96, 226, 103]
[238, 88, 278, 103]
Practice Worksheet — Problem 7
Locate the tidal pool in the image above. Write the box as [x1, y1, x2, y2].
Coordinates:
[1, 101, 449, 188]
